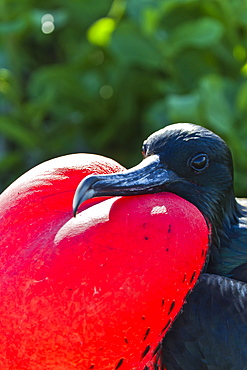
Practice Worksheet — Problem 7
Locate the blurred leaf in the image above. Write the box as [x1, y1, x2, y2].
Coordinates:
[0, 151, 24, 193]
[0, 0, 247, 197]
[166, 93, 201, 123]
[236, 81, 247, 112]
[199, 75, 234, 135]
[168, 17, 224, 54]
[0, 116, 38, 148]
[58, 0, 112, 28]
[159, 0, 199, 14]
[172, 50, 219, 90]
[145, 98, 169, 131]
[0, 151, 21, 172]
[110, 21, 163, 67]
[126, 0, 159, 23]
[87, 18, 116, 46]
[0, 19, 26, 34]
[108, 0, 126, 19]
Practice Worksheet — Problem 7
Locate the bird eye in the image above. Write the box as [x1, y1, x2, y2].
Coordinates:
[189, 153, 209, 172]
[142, 141, 147, 157]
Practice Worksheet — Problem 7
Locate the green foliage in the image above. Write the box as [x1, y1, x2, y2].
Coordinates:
[0, 0, 247, 195]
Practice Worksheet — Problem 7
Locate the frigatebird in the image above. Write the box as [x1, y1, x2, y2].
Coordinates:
[73, 123, 247, 369]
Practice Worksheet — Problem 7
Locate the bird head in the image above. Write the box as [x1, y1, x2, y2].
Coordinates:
[73, 123, 240, 241]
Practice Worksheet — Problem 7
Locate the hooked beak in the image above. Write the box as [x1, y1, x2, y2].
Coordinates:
[73, 155, 179, 216]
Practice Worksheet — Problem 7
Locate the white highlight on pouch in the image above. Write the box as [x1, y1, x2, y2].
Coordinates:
[151, 205, 167, 215]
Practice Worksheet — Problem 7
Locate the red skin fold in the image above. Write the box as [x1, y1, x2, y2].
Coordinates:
[0, 153, 209, 370]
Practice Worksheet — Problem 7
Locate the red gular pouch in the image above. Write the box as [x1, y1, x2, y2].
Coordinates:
[0, 154, 209, 370]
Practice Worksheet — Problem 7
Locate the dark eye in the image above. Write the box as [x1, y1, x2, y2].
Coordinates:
[142, 141, 147, 156]
[189, 153, 209, 172]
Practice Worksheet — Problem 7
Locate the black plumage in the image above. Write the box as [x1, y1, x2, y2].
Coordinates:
[159, 274, 247, 370]
[73, 123, 247, 369]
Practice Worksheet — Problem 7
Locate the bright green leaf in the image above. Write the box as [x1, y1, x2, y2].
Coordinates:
[87, 17, 116, 46]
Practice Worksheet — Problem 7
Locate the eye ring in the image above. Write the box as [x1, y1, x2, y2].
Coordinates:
[189, 153, 209, 172]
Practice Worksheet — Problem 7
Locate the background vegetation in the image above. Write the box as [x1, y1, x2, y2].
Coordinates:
[0, 0, 247, 195]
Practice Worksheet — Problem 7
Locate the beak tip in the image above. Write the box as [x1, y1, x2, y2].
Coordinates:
[72, 178, 97, 217]
[73, 206, 77, 218]
[72, 198, 79, 218]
